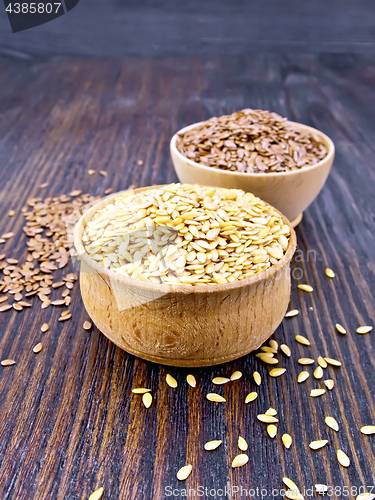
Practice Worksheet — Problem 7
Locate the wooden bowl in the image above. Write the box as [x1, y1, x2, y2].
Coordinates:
[74, 186, 297, 367]
[170, 121, 335, 226]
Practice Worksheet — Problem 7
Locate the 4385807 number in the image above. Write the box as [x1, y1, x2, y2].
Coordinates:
[6, 3, 62, 13]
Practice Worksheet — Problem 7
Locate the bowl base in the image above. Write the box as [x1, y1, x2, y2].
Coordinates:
[290, 213, 303, 228]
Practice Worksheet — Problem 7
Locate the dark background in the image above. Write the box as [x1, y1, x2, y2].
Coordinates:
[0, 3, 375, 500]
[0, 0, 375, 59]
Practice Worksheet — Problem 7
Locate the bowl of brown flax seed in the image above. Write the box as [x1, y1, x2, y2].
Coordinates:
[74, 183, 296, 367]
[170, 109, 335, 227]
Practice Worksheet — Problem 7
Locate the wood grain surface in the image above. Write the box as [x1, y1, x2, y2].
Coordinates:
[0, 55, 374, 500]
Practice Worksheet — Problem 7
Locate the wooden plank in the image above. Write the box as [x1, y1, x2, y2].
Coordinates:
[0, 55, 374, 500]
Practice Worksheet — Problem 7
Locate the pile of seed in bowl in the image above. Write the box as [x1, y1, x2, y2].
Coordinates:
[175, 108, 328, 173]
[82, 183, 291, 286]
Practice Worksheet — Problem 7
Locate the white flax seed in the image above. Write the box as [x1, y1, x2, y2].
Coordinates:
[177, 465, 192, 481]
[186, 375, 196, 387]
[238, 436, 248, 451]
[231, 454, 249, 468]
[204, 440, 222, 451]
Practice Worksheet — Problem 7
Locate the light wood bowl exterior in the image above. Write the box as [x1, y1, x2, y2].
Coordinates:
[170, 121, 335, 224]
[74, 186, 297, 367]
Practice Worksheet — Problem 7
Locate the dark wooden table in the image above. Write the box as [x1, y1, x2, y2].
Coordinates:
[0, 54, 374, 500]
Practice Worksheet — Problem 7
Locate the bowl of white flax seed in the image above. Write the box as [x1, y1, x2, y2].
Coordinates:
[74, 183, 296, 367]
[170, 109, 335, 227]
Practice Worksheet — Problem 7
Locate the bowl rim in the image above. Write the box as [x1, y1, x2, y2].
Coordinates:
[74, 185, 297, 295]
[170, 120, 335, 178]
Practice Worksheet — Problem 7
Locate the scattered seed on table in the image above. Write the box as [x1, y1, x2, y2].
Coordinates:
[357, 326, 373, 335]
[257, 414, 278, 424]
[309, 440, 328, 450]
[230, 371, 242, 381]
[8, 210, 15, 217]
[207, 394, 226, 403]
[137, 160, 144, 165]
[256, 352, 277, 360]
[40, 182, 49, 188]
[257, 349, 276, 357]
[177, 464, 192, 481]
[88, 487, 104, 500]
[186, 375, 196, 387]
[33, 343, 43, 353]
[325, 416, 339, 432]
[253, 371, 262, 385]
[0, 296, 8, 303]
[231, 454, 249, 468]
[269, 339, 278, 350]
[1, 232, 14, 239]
[267, 425, 277, 438]
[265, 408, 277, 416]
[282, 433, 292, 448]
[70, 190, 82, 197]
[132, 388, 151, 394]
[298, 371, 310, 383]
[325, 268, 335, 278]
[88, 169, 96, 175]
[13, 304, 23, 311]
[324, 357, 341, 367]
[51, 300, 65, 306]
[324, 380, 335, 390]
[204, 440, 222, 451]
[336, 323, 346, 335]
[58, 314, 72, 321]
[1, 359, 15, 366]
[280, 344, 291, 357]
[298, 358, 315, 365]
[285, 309, 299, 318]
[314, 367, 323, 379]
[261, 346, 277, 353]
[295, 335, 311, 346]
[18, 301, 31, 308]
[283, 478, 300, 492]
[257, 355, 279, 365]
[166, 374, 178, 388]
[40, 323, 49, 333]
[337, 449, 350, 467]
[270, 368, 286, 377]
[245, 392, 258, 404]
[298, 284, 313, 292]
[316, 484, 329, 495]
[317, 356, 328, 368]
[0, 304, 12, 312]
[360, 426, 375, 435]
[142, 392, 152, 408]
[99, 170, 107, 176]
[238, 436, 248, 451]
[212, 377, 230, 385]
[83, 321, 92, 330]
[310, 389, 326, 397]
